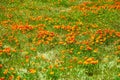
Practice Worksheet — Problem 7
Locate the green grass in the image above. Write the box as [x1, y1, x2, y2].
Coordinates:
[0, 0, 120, 80]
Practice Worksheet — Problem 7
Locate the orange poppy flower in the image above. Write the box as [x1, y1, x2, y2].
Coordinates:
[3, 69, 8, 75]
[86, 45, 92, 50]
[115, 32, 120, 37]
[3, 48, 11, 53]
[29, 69, 36, 74]
[90, 60, 98, 64]
[0, 77, 5, 80]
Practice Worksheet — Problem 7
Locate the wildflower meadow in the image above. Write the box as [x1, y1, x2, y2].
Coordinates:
[0, 0, 120, 80]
